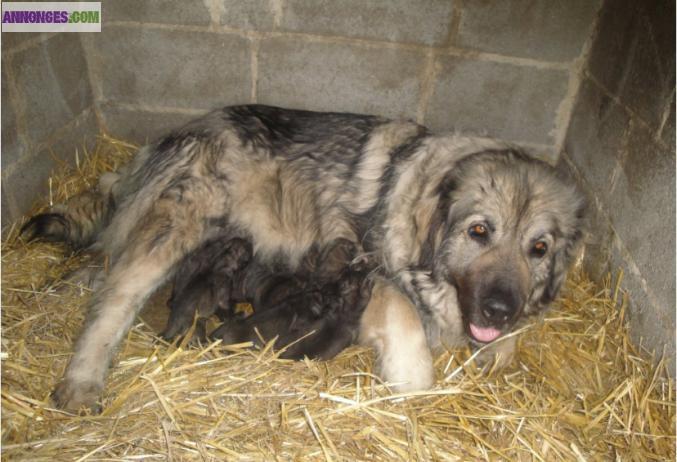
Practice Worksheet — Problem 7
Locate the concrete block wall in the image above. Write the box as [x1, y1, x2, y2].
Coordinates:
[2, 32, 97, 226]
[84, 0, 599, 157]
[559, 0, 676, 368]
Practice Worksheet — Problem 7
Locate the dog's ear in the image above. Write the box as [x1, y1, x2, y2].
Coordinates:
[435, 170, 457, 204]
[417, 204, 444, 268]
[417, 171, 457, 267]
[540, 251, 567, 306]
[540, 201, 586, 305]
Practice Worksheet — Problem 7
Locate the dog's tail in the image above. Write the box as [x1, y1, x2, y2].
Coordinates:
[19, 174, 119, 248]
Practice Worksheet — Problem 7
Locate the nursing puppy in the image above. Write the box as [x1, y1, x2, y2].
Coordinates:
[22, 105, 585, 411]
[161, 237, 253, 341]
[211, 264, 374, 360]
[164, 237, 370, 355]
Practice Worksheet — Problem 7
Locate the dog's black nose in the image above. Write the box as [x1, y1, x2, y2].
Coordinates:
[481, 299, 512, 323]
[479, 280, 523, 325]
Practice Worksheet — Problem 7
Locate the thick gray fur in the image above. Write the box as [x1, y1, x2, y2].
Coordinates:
[23, 105, 584, 409]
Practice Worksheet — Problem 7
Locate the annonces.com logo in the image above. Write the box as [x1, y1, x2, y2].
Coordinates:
[2, 2, 101, 32]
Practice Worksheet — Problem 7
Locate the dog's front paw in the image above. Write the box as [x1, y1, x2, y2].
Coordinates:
[380, 356, 435, 393]
[52, 379, 103, 414]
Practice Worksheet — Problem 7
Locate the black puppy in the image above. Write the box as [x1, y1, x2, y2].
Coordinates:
[212, 262, 374, 360]
[164, 237, 373, 359]
[162, 237, 253, 341]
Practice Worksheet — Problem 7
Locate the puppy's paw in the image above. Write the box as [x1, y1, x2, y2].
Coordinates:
[52, 379, 103, 414]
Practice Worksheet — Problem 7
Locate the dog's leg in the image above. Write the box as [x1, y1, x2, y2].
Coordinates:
[395, 268, 465, 344]
[52, 200, 209, 412]
[359, 279, 434, 392]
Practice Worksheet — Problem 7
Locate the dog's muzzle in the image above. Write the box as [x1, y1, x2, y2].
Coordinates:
[467, 281, 524, 343]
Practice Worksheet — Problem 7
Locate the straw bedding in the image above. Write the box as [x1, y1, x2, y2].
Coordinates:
[1, 136, 674, 461]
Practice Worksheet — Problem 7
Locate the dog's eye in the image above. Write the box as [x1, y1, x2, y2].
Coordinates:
[531, 241, 548, 258]
[468, 224, 488, 240]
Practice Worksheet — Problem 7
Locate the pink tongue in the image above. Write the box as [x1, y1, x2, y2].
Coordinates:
[469, 323, 501, 343]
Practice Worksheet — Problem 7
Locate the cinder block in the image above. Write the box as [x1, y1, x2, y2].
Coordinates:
[95, 27, 251, 109]
[588, 0, 675, 129]
[607, 243, 675, 375]
[12, 33, 93, 145]
[661, 97, 675, 148]
[258, 37, 424, 119]
[1, 31, 44, 51]
[4, 151, 60, 218]
[280, 0, 454, 46]
[456, 0, 599, 62]
[605, 122, 675, 316]
[1, 183, 16, 230]
[587, 1, 635, 96]
[105, 0, 211, 26]
[3, 110, 99, 219]
[1, 67, 21, 170]
[580, 202, 615, 280]
[426, 55, 568, 144]
[563, 78, 630, 204]
[101, 104, 200, 145]
[557, 155, 615, 280]
[221, 0, 276, 31]
[618, 5, 675, 130]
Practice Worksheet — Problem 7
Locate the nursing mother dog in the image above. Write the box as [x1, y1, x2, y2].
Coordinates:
[21, 105, 585, 412]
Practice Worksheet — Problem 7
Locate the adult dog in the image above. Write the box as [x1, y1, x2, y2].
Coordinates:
[22, 105, 585, 411]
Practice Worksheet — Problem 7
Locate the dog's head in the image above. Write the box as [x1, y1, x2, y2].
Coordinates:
[424, 149, 585, 345]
